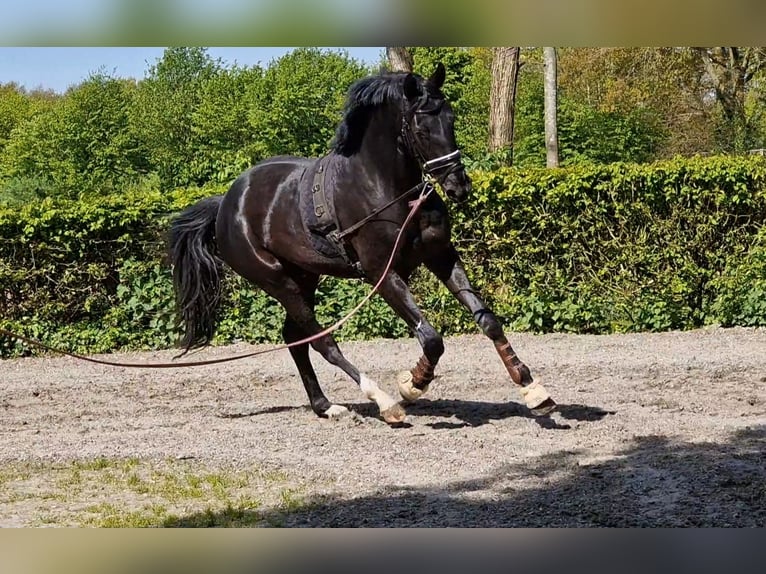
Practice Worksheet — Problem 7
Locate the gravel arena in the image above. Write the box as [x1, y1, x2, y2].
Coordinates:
[0, 327, 764, 527]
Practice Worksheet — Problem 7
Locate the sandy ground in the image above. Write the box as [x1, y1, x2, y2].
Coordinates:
[1, 326, 764, 527]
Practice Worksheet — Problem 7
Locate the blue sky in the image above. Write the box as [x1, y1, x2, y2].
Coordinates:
[0, 47, 386, 93]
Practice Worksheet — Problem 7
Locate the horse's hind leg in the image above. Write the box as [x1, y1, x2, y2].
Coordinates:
[285, 304, 404, 423]
[283, 316, 346, 419]
[227, 248, 404, 423]
[425, 246, 557, 416]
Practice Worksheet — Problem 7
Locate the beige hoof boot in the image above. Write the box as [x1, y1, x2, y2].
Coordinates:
[381, 402, 407, 425]
[520, 381, 557, 416]
[396, 371, 429, 402]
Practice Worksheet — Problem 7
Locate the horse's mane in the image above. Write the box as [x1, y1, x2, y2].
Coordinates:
[331, 71, 415, 156]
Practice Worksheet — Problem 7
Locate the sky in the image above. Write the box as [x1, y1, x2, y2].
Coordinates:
[0, 47, 386, 93]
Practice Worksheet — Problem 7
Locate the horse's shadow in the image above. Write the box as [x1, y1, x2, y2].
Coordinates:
[220, 399, 614, 430]
[346, 399, 614, 430]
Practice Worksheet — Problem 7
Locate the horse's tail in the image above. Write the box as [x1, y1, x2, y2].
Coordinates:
[169, 195, 225, 354]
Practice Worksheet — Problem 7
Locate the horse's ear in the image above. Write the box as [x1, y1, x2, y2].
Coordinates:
[428, 62, 446, 89]
[403, 73, 421, 101]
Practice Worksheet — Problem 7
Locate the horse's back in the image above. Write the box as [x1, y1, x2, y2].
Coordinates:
[217, 155, 316, 258]
[221, 155, 312, 212]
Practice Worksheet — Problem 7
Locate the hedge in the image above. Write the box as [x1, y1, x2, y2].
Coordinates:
[2, 155, 766, 358]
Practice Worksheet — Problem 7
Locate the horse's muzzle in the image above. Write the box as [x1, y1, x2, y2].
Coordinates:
[443, 170, 471, 204]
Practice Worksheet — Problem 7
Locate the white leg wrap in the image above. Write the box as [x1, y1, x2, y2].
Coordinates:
[325, 404, 349, 418]
[519, 381, 551, 410]
[360, 375, 397, 412]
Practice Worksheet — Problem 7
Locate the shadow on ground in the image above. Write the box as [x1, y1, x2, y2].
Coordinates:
[230, 397, 615, 429]
[165, 425, 765, 527]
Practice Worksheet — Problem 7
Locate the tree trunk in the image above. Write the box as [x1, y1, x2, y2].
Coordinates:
[544, 47, 560, 168]
[386, 47, 413, 73]
[488, 47, 521, 162]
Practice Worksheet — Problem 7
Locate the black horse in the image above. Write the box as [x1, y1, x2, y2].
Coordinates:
[169, 63, 556, 424]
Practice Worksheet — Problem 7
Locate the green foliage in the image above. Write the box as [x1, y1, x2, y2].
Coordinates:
[314, 277, 409, 341]
[0, 83, 33, 152]
[709, 228, 766, 326]
[189, 65, 264, 184]
[411, 47, 492, 160]
[423, 155, 766, 335]
[0, 174, 58, 206]
[108, 260, 179, 348]
[0, 99, 73, 192]
[557, 99, 664, 164]
[247, 48, 370, 159]
[130, 47, 222, 189]
[514, 66, 664, 167]
[1, 74, 144, 197]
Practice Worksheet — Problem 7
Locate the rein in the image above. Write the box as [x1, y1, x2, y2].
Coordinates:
[0, 184, 436, 369]
[335, 178, 426, 241]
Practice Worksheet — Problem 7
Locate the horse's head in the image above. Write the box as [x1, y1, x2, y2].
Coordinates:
[402, 63, 471, 203]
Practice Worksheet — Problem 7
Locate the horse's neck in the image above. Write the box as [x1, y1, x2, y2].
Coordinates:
[353, 109, 421, 193]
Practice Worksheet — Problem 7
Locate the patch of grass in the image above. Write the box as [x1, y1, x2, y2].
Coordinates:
[0, 457, 304, 527]
[54, 467, 84, 495]
[0, 466, 32, 487]
[279, 488, 305, 512]
[71, 458, 114, 472]
[36, 514, 61, 526]
[81, 503, 170, 528]
[162, 498, 264, 527]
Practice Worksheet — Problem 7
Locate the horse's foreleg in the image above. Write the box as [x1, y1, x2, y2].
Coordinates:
[426, 247, 557, 416]
[375, 270, 443, 402]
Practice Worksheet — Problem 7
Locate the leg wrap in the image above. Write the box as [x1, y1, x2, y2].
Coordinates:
[494, 339, 531, 386]
[411, 355, 435, 390]
[494, 339, 553, 412]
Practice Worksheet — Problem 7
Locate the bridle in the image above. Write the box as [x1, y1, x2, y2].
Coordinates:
[400, 94, 466, 187]
[334, 95, 467, 241]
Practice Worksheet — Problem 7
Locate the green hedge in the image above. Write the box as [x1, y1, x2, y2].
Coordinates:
[419, 155, 766, 335]
[2, 155, 766, 358]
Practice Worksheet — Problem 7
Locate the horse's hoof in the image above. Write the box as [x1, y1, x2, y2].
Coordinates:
[529, 397, 557, 417]
[396, 371, 429, 402]
[519, 381, 555, 415]
[324, 404, 350, 419]
[381, 402, 407, 425]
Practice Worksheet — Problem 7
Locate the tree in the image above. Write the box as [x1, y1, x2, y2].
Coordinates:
[693, 47, 766, 151]
[488, 47, 521, 163]
[513, 49, 664, 167]
[386, 47, 413, 72]
[190, 65, 264, 184]
[1, 74, 143, 197]
[60, 74, 147, 190]
[410, 47, 493, 161]
[130, 47, 221, 189]
[556, 48, 709, 157]
[247, 48, 369, 159]
[0, 84, 32, 154]
[543, 47, 559, 168]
